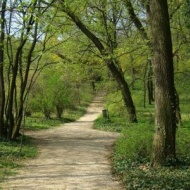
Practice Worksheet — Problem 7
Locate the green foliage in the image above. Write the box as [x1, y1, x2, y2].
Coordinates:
[94, 80, 190, 189]
[122, 167, 190, 190]
[176, 126, 190, 163]
[176, 72, 190, 116]
[183, 0, 190, 28]
[94, 112, 190, 189]
[27, 62, 93, 119]
[28, 66, 71, 118]
[23, 116, 64, 130]
[113, 124, 153, 173]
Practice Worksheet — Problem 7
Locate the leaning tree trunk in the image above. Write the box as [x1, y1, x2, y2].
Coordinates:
[149, 0, 177, 166]
[106, 60, 137, 122]
[62, 7, 137, 122]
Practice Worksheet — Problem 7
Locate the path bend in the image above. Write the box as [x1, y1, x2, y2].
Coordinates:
[1, 92, 124, 190]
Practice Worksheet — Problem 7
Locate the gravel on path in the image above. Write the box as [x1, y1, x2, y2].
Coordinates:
[1, 92, 124, 190]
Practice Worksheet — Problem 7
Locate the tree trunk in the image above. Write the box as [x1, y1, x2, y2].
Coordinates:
[130, 54, 135, 90]
[149, 0, 177, 166]
[147, 79, 154, 105]
[125, 0, 181, 126]
[63, 7, 137, 122]
[6, 45, 25, 139]
[106, 60, 137, 122]
[0, 0, 6, 137]
[43, 107, 51, 119]
[6, 4, 36, 139]
[12, 22, 38, 140]
[56, 105, 63, 120]
[147, 60, 154, 105]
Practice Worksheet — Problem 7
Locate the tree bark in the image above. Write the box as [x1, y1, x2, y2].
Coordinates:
[147, 60, 154, 105]
[125, 0, 181, 126]
[149, 0, 177, 166]
[106, 60, 137, 122]
[12, 20, 38, 140]
[0, 0, 6, 137]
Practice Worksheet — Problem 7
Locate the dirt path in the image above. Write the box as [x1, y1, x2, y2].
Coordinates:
[1, 92, 124, 190]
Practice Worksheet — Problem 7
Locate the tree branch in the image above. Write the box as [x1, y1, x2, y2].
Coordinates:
[123, 0, 148, 40]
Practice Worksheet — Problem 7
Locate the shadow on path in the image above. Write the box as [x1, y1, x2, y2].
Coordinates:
[1, 92, 124, 190]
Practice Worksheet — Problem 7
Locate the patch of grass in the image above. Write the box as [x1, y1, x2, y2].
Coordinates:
[23, 106, 87, 131]
[0, 136, 37, 182]
[122, 167, 190, 190]
[93, 115, 128, 132]
[23, 117, 63, 130]
[0, 92, 92, 187]
[113, 121, 190, 189]
[64, 106, 87, 121]
[94, 106, 190, 189]
[113, 124, 153, 173]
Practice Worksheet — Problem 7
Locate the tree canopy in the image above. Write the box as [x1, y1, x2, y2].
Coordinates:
[0, 0, 189, 167]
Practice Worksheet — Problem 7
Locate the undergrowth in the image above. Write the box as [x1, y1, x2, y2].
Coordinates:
[93, 77, 190, 189]
[0, 104, 88, 184]
[94, 113, 190, 189]
[94, 114, 127, 132]
[23, 106, 86, 131]
[0, 136, 37, 182]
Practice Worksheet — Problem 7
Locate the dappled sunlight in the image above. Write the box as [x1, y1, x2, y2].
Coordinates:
[1, 92, 123, 190]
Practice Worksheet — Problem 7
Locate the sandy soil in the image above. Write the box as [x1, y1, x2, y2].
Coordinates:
[1, 92, 124, 190]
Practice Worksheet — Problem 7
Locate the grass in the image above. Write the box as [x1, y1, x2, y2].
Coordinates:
[94, 111, 190, 189]
[0, 104, 88, 186]
[96, 75, 190, 188]
[0, 136, 37, 182]
[94, 114, 127, 132]
[23, 106, 87, 131]
[122, 167, 190, 189]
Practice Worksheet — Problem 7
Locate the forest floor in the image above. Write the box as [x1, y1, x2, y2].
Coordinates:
[1, 92, 124, 190]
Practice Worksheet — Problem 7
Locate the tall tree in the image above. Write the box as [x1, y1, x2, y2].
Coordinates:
[123, 0, 154, 105]
[0, 0, 6, 137]
[5, 0, 38, 139]
[149, 0, 177, 166]
[1, 0, 57, 139]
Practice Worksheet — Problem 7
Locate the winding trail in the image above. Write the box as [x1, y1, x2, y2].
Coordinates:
[1, 92, 124, 190]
